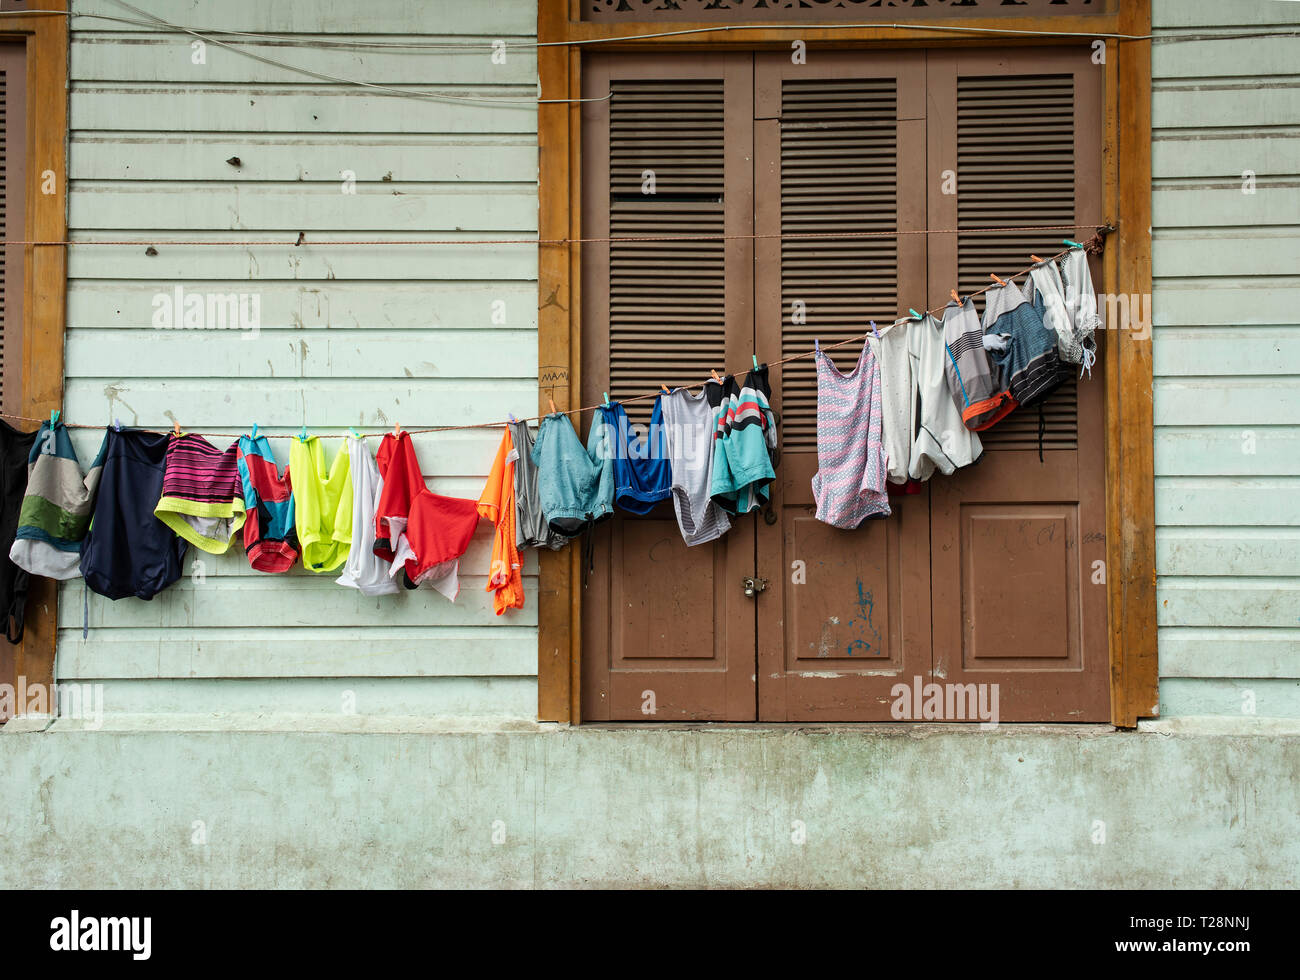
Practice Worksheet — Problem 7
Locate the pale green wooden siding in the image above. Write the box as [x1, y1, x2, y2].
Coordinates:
[1152, 0, 1300, 718]
[59, 0, 540, 719]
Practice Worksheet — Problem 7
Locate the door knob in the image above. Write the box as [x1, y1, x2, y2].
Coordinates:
[743, 576, 768, 597]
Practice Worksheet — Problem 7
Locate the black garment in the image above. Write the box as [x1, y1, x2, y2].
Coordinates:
[0, 420, 37, 642]
[80, 429, 187, 601]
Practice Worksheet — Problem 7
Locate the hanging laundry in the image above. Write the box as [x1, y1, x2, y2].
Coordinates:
[506, 419, 566, 553]
[982, 280, 1066, 409]
[868, 323, 913, 486]
[942, 298, 1017, 431]
[1060, 247, 1101, 372]
[710, 366, 778, 516]
[334, 434, 398, 596]
[289, 435, 353, 573]
[811, 341, 890, 528]
[598, 399, 671, 515]
[235, 433, 299, 574]
[1024, 260, 1068, 356]
[153, 434, 247, 554]
[477, 429, 524, 615]
[374, 431, 479, 601]
[661, 380, 731, 546]
[80, 429, 187, 601]
[908, 314, 983, 481]
[1, 422, 38, 644]
[10, 419, 105, 581]
[530, 412, 615, 538]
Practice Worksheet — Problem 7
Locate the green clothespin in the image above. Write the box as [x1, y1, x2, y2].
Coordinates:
[349, 427, 362, 440]
[752, 355, 759, 369]
[909, 309, 923, 321]
[603, 392, 610, 406]
[1063, 239, 1083, 249]
[298, 425, 308, 443]
[49, 409, 60, 428]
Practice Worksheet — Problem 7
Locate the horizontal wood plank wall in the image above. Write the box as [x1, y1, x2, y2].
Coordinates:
[59, 0, 540, 720]
[1150, 0, 1300, 718]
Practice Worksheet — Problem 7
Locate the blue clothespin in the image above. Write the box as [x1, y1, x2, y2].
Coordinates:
[909, 309, 923, 321]
[752, 355, 759, 369]
[814, 338, 820, 354]
[603, 392, 610, 406]
[49, 409, 60, 428]
[349, 427, 362, 440]
[1063, 239, 1083, 249]
[113, 418, 122, 432]
[298, 425, 308, 443]
[251, 423, 259, 440]
[507, 413, 518, 423]
[870, 320, 880, 339]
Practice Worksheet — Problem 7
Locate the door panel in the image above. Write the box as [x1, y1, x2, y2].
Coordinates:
[580, 54, 757, 721]
[926, 48, 1109, 721]
[754, 52, 931, 721]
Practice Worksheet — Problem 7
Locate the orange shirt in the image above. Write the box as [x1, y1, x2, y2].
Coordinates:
[477, 430, 524, 615]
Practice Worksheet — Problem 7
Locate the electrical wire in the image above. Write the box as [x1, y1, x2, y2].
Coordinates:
[0, 222, 1107, 248]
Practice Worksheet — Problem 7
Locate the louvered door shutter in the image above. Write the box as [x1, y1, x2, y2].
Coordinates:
[926, 48, 1109, 722]
[754, 52, 932, 721]
[579, 54, 757, 722]
[0, 44, 27, 415]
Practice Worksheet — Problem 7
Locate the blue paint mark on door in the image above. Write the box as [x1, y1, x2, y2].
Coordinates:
[844, 579, 883, 656]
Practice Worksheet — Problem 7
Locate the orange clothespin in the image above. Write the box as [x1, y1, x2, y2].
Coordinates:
[990, 273, 1008, 287]
[709, 370, 722, 383]
[392, 421, 401, 438]
[172, 420, 181, 437]
[660, 384, 670, 394]
[548, 392, 557, 414]
[1031, 254, 1045, 264]
[950, 289, 960, 303]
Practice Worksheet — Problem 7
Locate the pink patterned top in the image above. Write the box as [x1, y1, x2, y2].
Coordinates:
[811, 339, 891, 528]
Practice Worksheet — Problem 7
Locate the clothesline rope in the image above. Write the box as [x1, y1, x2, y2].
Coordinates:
[0, 222, 1107, 248]
[1, 231, 1106, 441]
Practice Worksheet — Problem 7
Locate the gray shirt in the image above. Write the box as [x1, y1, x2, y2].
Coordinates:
[507, 420, 566, 552]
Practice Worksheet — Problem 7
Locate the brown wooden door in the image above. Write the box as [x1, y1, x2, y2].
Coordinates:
[579, 54, 757, 721]
[579, 47, 1110, 723]
[925, 49, 1109, 721]
[754, 52, 933, 721]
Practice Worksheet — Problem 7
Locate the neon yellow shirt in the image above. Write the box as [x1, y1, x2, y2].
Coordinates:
[289, 436, 353, 573]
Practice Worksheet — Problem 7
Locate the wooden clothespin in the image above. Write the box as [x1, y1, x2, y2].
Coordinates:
[950, 289, 960, 303]
[547, 392, 557, 414]
[172, 420, 182, 437]
[660, 384, 670, 394]
[990, 273, 1008, 287]
[1031, 254, 1045, 265]
[392, 421, 401, 438]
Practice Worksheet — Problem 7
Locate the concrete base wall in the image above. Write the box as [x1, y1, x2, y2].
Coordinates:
[2, 721, 1296, 888]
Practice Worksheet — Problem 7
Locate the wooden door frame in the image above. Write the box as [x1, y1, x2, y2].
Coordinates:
[0, 2, 69, 718]
[537, 0, 1156, 728]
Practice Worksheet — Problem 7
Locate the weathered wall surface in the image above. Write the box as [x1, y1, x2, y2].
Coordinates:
[2, 724, 1296, 888]
[1151, 1, 1300, 718]
[60, 0, 540, 721]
